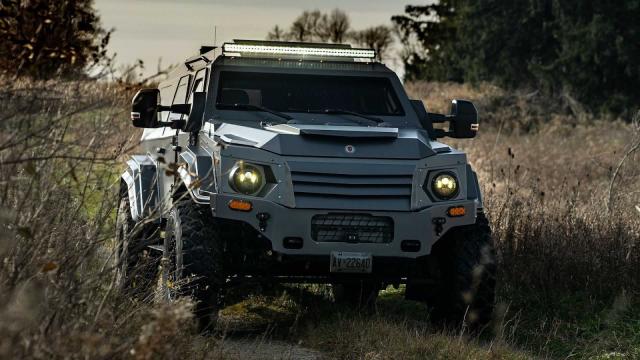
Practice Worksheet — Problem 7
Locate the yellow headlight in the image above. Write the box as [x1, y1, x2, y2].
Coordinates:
[229, 162, 264, 195]
[432, 173, 458, 199]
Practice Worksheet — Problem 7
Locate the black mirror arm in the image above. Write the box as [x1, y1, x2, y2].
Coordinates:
[432, 128, 450, 138]
[156, 103, 190, 129]
[158, 103, 191, 115]
[427, 112, 453, 124]
[428, 112, 455, 138]
[156, 119, 186, 129]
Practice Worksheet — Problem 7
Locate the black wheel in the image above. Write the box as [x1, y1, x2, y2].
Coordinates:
[158, 198, 224, 332]
[332, 281, 381, 310]
[114, 195, 156, 300]
[425, 213, 496, 329]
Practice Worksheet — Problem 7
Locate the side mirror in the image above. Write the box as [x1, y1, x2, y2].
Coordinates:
[131, 89, 161, 128]
[448, 100, 478, 139]
[427, 99, 479, 139]
[184, 92, 206, 132]
[130, 89, 203, 130]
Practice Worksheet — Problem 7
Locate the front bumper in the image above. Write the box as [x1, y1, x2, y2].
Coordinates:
[212, 194, 477, 258]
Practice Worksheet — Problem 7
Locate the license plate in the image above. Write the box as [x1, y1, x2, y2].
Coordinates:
[330, 251, 372, 273]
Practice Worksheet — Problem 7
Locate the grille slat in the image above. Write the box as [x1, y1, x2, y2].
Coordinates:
[311, 213, 394, 243]
[294, 182, 411, 197]
[291, 172, 413, 185]
[287, 160, 416, 176]
[288, 161, 414, 211]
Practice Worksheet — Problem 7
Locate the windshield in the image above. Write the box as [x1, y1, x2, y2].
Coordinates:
[216, 71, 405, 116]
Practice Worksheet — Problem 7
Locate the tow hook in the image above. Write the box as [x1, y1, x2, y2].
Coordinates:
[432, 217, 446, 236]
[256, 212, 270, 232]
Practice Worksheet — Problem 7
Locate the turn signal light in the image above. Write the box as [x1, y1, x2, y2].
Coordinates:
[228, 199, 252, 212]
[447, 206, 466, 217]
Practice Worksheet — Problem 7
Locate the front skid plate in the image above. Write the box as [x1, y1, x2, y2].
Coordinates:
[213, 194, 478, 258]
[222, 255, 434, 281]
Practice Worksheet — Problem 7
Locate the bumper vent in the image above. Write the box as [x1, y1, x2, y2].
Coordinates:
[311, 213, 394, 244]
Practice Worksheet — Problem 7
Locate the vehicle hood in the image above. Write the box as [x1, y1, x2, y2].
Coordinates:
[211, 123, 450, 159]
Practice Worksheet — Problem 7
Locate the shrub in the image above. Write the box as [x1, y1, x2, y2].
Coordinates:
[0, 0, 111, 79]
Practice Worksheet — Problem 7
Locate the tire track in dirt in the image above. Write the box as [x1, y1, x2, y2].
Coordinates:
[213, 302, 325, 360]
[217, 337, 323, 360]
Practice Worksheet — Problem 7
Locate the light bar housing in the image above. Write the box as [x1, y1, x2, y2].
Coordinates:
[222, 40, 376, 61]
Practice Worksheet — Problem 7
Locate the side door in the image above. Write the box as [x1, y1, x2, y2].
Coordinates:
[185, 68, 207, 133]
[181, 68, 214, 195]
[189, 68, 207, 100]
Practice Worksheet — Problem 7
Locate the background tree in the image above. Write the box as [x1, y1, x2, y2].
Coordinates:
[319, 9, 351, 43]
[266, 9, 394, 61]
[266, 25, 287, 41]
[350, 26, 394, 61]
[288, 10, 324, 42]
[392, 1, 640, 115]
[0, 0, 111, 79]
[392, 2, 464, 82]
[267, 9, 356, 44]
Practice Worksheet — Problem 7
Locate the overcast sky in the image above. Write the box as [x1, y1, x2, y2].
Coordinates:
[94, 0, 427, 76]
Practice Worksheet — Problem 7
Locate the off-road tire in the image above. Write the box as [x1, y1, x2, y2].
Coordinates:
[114, 195, 156, 300]
[332, 281, 381, 310]
[158, 198, 223, 333]
[426, 213, 496, 329]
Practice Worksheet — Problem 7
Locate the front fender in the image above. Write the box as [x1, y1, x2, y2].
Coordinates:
[121, 155, 160, 221]
[177, 147, 216, 204]
[466, 164, 483, 211]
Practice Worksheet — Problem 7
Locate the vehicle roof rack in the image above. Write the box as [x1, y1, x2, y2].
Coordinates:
[184, 46, 216, 70]
[199, 45, 217, 54]
[222, 40, 376, 62]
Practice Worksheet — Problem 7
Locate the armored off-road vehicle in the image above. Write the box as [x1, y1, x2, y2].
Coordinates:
[116, 40, 495, 331]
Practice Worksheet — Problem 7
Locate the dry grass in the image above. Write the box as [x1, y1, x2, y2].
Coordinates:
[0, 78, 639, 359]
[412, 82, 640, 358]
[0, 78, 203, 359]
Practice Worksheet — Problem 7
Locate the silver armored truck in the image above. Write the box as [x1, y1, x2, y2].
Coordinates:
[116, 40, 495, 331]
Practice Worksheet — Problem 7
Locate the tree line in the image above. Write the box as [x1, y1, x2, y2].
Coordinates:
[392, 2, 640, 116]
[1, 1, 637, 116]
[266, 9, 394, 61]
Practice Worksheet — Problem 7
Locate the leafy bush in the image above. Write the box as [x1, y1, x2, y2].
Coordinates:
[393, 1, 640, 116]
[0, 0, 111, 79]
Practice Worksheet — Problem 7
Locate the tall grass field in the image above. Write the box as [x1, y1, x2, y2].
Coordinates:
[0, 78, 638, 359]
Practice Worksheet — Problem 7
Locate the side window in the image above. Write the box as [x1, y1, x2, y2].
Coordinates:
[188, 69, 207, 104]
[159, 84, 174, 121]
[385, 88, 400, 114]
[169, 75, 190, 120]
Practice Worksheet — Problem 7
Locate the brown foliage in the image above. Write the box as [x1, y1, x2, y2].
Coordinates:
[0, 77, 190, 359]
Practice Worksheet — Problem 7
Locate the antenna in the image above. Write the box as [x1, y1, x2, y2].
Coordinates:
[214, 26, 217, 46]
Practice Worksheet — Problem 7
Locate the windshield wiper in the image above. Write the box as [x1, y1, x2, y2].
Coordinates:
[216, 103, 292, 121]
[293, 108, 383, 126]
[323, 109, 383, 124]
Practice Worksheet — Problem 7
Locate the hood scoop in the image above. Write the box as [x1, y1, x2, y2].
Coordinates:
[265, 124, 399, 138]
[212, 122, 437, 159]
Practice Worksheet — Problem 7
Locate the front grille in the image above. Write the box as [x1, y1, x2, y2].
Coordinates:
[288, 160, 414, 211]
[311, 213, 394, 243]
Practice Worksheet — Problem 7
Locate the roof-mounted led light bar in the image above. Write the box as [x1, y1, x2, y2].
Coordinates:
[222, 41, 376, 60]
